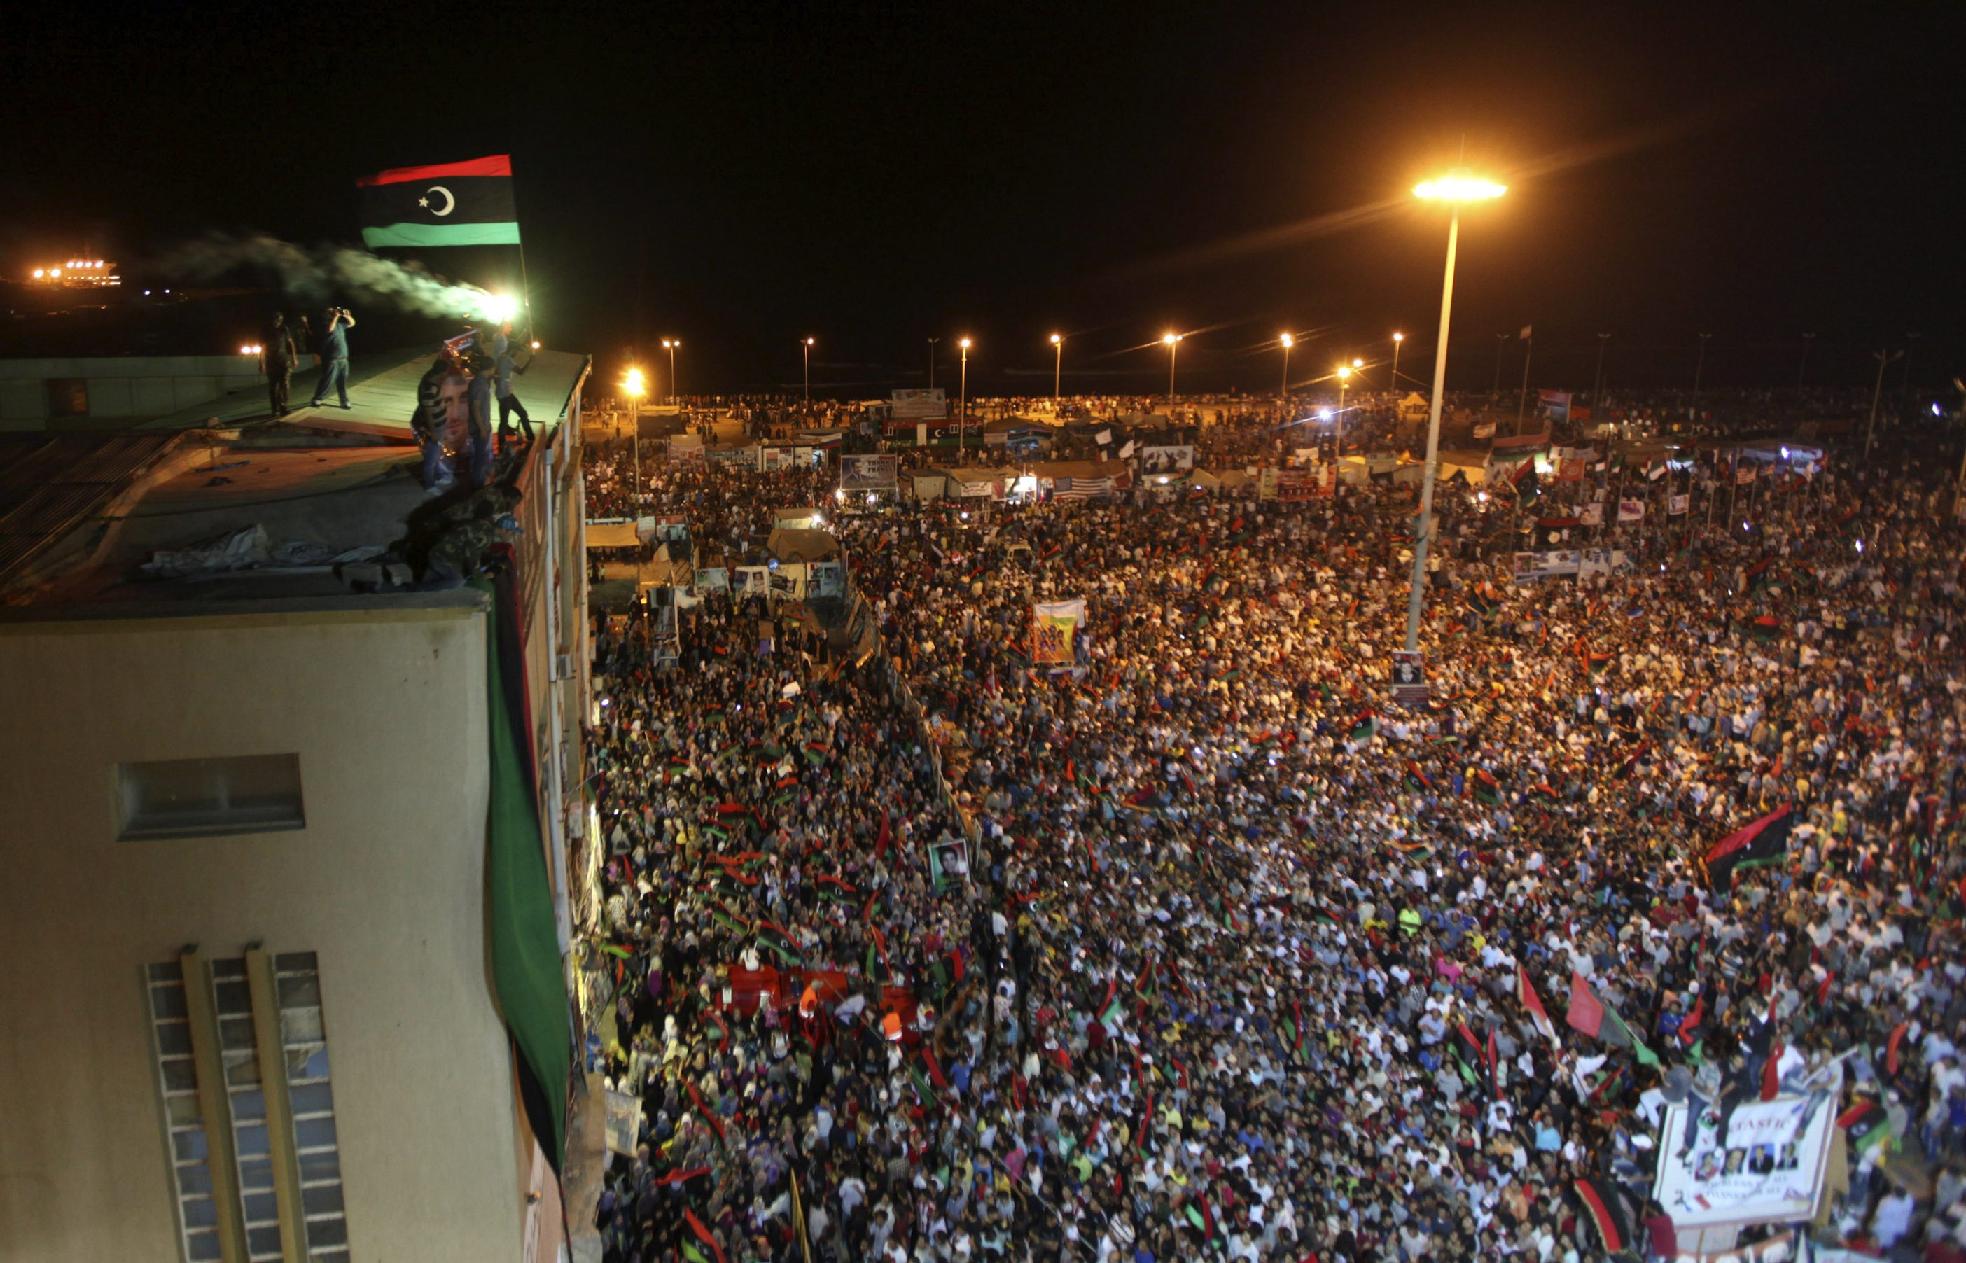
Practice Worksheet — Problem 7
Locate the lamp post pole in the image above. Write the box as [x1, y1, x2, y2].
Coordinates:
[1405, 209, 1461, 653]
[1336, 366, 1351, 460]
[1390, 331, 1404, 391]
[802, 337, 814, 404]
[1592, 333, 1610, 412]
[958, 337, 971, 456]
[1050, 333, 1063, 401]
[927, 338, 939, 391]
[1865, 348, 1903, 462]
[1693, 332, 1712, 395]
[1279, 333, 1294, 399]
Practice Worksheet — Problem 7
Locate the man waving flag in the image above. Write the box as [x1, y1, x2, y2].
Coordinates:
[1517, 962, 1560, 1047]
[358, 154, 521, 248]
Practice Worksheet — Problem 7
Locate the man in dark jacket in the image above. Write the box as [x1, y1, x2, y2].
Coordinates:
[262, 313, 297, 417]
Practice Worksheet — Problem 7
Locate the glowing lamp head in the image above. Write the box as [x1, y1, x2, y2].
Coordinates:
[1162, 331, 1181, 346]
[31, 268, 44, 279]
[804, 337, 815, 346]
[660, 339, 672, 350]
[1352, 357, 1364, 369]
[1279, 333, 1294, 349]
[529, 340, 541, 351]
[49, 267, 61, 277]
[1049, 333, 1062, 346]
[1393, 331, 1405, 343]
[1337, 365, 1353, 382]
[623, 367, 646, 398]
[958, 337, 972, 350]
[1414, 173, 1507, 202]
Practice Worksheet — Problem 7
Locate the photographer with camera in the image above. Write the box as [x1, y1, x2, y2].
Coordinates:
[306, 305, 357, 409]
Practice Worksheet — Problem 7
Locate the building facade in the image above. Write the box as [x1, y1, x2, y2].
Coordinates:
[0, 352, 601, 1263]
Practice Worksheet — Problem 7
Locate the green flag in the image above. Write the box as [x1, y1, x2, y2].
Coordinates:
[481, 583, 571, 1174]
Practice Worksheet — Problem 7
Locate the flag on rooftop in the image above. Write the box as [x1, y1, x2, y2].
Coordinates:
[358, 154, 522, 248]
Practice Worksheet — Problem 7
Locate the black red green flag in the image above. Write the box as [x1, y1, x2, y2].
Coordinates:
[1837, 1098, 1891, 1157]
[358, 154, 521, 248]
[1571, 1177, 1638, 1253]
[1703, 806, 1794, 890]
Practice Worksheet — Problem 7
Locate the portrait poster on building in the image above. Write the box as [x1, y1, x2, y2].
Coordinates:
[841, 454, 900, 491]
[1139, 445, 1195, 473]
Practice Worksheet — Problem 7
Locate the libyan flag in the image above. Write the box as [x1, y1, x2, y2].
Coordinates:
[1703, 806, 1793, 890]
[358, 154, 521, 248]
[1566, 970, 1659, 1067]
[480, 576, 570, 1175]
[1571, 1177, 1638, 1254]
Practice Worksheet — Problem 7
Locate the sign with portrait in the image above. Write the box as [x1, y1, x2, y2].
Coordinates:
[1652, 1095, 1837, 1230]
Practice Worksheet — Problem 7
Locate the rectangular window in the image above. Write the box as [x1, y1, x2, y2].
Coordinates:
[147, 961, 225, 1263]
[47, 377, 89, 417]
[117, 754, 304, 841]
[274, 952, 349, 1263]
[147, 953, 349, 1263]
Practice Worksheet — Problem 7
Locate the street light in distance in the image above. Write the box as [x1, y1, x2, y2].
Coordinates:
[1404, 169, 1507, 668]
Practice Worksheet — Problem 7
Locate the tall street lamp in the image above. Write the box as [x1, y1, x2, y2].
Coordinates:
[661, 338, 681, 404]
[1162, 331, 1182, 408]
[1406, 171, 1507, 658]
[1592, 332, 1611, 412]
[1049, 333, 1063, 401]
[958, 336, 972, 455]
[1279, 333, 1294, 398]
[1390, 331, 1405, 391]
[1335, 363, 1353, 458]
[802, 337, 816, 404]
[622, 366, 647, 504]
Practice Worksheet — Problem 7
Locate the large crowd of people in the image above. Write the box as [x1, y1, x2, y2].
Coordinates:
[579, 393, 1966, 1262]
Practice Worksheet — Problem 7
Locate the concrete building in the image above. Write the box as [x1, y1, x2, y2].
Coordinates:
[1, 354, 267, 430]
[0, 346, 606, 1263]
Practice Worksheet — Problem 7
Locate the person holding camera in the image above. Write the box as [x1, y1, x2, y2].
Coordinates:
[307, 306, 357, 409]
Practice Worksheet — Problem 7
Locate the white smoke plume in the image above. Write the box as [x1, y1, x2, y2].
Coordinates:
[155, 233, 513, 323]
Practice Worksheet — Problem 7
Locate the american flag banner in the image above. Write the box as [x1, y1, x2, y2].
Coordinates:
[1053, 476, 1115, 500]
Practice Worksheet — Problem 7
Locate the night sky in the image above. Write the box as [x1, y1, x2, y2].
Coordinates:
[9, 3, 1961, 397]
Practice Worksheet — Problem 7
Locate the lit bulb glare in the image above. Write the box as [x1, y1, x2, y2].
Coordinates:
[1393, 331, 1405, 342]
[1162, 332, 1181, 346]
[1413, 174, 1507, 202]
[958, 337, 972, 350]
[1279, 333, 1294, 349]
[1049, 333, 1062, 345]
[1337, 365, 1352, 381]
[623, 367, 646, 397]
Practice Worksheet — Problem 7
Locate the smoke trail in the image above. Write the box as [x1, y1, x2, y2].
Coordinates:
[154, 233, 512, 323]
